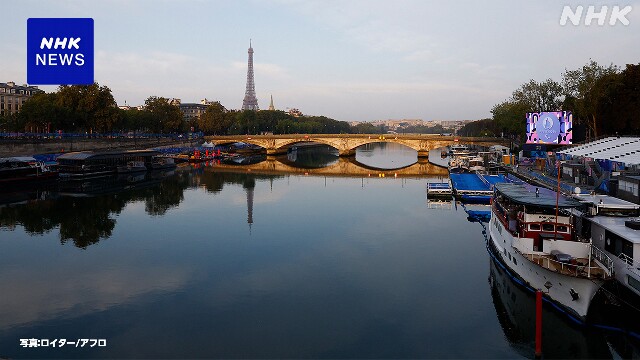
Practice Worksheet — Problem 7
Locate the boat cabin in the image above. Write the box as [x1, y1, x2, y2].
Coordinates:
[493, 183, 583, 252]
[57, 150, 159, 177]
[571, 194, 640, 293]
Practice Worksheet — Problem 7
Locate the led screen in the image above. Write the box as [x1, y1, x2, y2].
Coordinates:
[526, 111, 572, 144]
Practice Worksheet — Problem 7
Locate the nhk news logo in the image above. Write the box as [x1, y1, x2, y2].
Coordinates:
[27, 18, 94, 85]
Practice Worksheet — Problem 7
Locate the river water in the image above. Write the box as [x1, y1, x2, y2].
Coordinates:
[0, 143, 637, 358]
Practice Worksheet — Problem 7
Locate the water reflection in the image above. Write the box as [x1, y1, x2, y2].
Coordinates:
[489, 258, 610, 358]
[4, 143, 640, 358]
[286, 144, 339, 168]
[356, 142, 418, 169]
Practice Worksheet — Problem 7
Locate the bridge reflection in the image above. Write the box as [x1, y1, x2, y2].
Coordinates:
[205, 155, 449, 177]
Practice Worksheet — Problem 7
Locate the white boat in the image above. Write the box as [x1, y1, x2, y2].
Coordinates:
[489, 183, 613, 321]
[449, 144, 474, 156]
[571, 193, 640, 298]
[448, 157, 469, 174]
[117, 161, 147, 173]
[467, 155, 486, 172]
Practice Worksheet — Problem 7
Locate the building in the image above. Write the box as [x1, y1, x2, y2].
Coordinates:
[180, 103, 207, 119]
[288, 108, 303, 117]
[0, 82, 44, 116]
[179, 99, 214, 119]
[268, 95, 275, 111]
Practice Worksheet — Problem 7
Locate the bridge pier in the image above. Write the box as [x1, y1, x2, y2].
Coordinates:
[266, 148, 288, 156]
[338, 149, 356, 157]
[417, 150, 430, 158]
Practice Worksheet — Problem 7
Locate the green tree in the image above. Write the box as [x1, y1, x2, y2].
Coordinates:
[56, 83, 118, 132]
[197, 102, 229, 134]
[16, 92, 61, 132]
[491, 100, 531, 139]
[512, 79, 564, 112]
[144, 96, 184, 133]
[562, 60, 620, 138]
[457, 118, 496, 137]
[597, 63, 640, 135]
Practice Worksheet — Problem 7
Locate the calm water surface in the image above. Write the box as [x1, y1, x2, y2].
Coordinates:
[0, 143, 637, 358]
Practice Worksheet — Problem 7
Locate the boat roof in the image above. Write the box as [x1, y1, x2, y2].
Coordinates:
[494, 182, 583, 208]
[58, 150, 159, 161]
[572, 194, 640, 210]
[0, 156, 37, 163]
[584, 215, 640, 244]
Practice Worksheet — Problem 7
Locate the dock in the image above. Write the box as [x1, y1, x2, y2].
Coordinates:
[426, 181, 453, 198]
[450, 173, 509, 203]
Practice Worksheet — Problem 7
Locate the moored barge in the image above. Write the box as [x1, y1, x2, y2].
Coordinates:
[57, 150, 159, 179]
[489, 182, 613, 322]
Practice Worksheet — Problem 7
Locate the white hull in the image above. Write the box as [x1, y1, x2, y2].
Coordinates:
[489, 213, 603, 321]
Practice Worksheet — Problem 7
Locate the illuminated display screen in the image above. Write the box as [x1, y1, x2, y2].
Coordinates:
[526, 111, 572, 144]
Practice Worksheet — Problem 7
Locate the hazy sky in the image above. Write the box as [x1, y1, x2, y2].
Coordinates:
[2, 0, 639, 121]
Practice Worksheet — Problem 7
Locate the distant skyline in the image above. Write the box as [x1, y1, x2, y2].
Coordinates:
[2, 0, 639, 122]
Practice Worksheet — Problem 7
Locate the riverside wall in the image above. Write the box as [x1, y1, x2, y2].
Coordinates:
[0, 138, 199, 157]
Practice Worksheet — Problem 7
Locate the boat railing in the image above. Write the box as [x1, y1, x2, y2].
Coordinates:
[590, 245, 614, 276]
[618, 253, 640, 276]
[520, 248, 610, 279]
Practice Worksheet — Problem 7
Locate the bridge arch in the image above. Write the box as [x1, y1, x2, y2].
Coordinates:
[207, 134, 509, 158]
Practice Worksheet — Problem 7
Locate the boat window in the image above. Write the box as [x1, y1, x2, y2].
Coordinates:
[529, 224, 541, 231]
[605, 230, 633, 259]
[557, 225, 568, 233]
[542, 224, 555, 232]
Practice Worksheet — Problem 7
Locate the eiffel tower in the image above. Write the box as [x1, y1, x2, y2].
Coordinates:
[242, 40, 259, 110]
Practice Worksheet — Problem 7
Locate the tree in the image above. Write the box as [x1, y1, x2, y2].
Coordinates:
[597, 63, 640, 135]
[197, 102, 227, 134]
[56, 83, 118, 132]
[512, 79, 564, 113]
[144, 96, 184, 133]
[491, 100, 531, 139]
[458, 119, 497, 137]
[16, 92, 60, 132]
[562, 60, 620, 138]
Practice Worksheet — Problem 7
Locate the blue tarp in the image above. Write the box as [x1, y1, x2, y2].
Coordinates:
[450, 174, 488, 192]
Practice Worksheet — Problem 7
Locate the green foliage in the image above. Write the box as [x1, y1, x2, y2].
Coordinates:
[562, 60, 620, 138]
[457, 119, 497, 137]
[512, 79, 564, 112]
[144, 96, 185, 133]
[597, 64, 640, 135]
[197, 102, 229, 134]
[352, 122, 382, 134]
[491, 100, 531, 138]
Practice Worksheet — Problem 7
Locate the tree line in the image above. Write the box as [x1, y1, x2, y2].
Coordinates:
[0, 83, 353, 135]
[459, 61, 640, 141]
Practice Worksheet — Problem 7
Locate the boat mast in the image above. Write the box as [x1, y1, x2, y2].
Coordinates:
[554, 159, 560, 242]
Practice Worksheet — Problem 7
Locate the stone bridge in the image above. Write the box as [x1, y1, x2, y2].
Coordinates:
[207, 156, 449, 178]
[205, 134, 508, 157]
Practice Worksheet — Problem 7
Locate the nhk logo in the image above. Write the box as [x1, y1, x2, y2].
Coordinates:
[27, 18, 94, 85]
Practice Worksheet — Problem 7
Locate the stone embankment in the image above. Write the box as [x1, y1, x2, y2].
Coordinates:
[0, 138, 199, 157]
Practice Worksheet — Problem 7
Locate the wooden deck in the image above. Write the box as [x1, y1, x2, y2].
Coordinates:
[525, 253, 609, 279]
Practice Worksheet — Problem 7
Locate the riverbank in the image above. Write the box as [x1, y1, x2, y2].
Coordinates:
[0, 138, 200, 157]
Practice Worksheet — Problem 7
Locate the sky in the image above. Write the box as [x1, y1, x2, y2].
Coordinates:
[2, 0, 639, 122]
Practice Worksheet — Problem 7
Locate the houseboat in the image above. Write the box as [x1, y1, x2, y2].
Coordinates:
[57, 150, 159, 178]
[571, 194, 640, 299]
[489, 183, 613, 321]
[117, 161, 147, 173]
[0, 156, 58, 183]
[449, 144, 474, 156]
